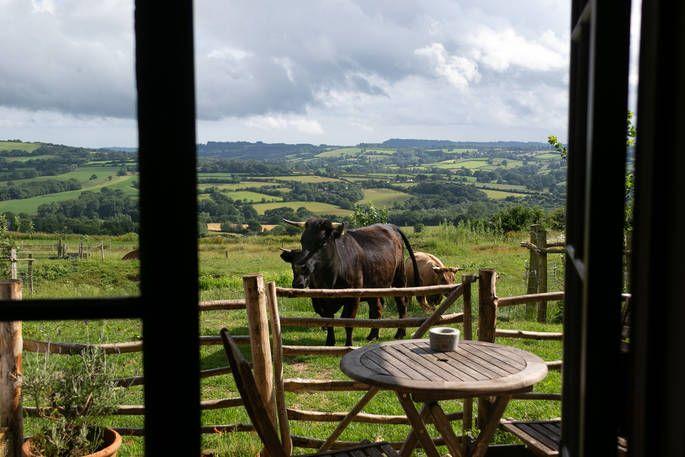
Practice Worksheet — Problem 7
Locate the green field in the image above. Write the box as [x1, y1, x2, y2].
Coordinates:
[5, 154, 56, 162]
[224, 190, 282, 203]
[0, 140, 40, 152]
[198, 181, 279, 191]
[316, 147, 362, 158]
[15, 227, 564, 456]
[0, 175, 137, 214]
[269, 175, 340, 183]
[252, 201, 351, 216]
[481, 188, 526, 200]
[360, 188, 411, 208]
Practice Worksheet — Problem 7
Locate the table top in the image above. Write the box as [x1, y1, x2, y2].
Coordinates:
[340, 339, 548, 396]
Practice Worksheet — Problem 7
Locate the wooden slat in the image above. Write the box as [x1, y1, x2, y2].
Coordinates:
[277, 284, 459, 298]
[280, 312, 462, 329]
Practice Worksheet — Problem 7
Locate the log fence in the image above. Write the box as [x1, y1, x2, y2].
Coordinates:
[6, 266, 617, 453]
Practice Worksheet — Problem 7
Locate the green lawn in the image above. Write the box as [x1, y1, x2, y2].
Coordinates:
[0, 175, 137, 214]
[225, 190, 283, 203]
[481, 189, 526, 200]
[18, 227, 564, 456]
[252, 201, 352, 216]
[360, 188, 411, 208]
[0, 140, 40, 152]
[268, 175, 341, 183]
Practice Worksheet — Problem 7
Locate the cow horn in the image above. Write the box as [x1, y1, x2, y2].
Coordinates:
[279, 247, 292, 253]
[330, 222, 344, 230]
[282, 218, 306, 228]
[432, 266, 461, 273]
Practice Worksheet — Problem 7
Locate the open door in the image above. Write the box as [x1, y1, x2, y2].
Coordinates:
[561, 1, 631, 456]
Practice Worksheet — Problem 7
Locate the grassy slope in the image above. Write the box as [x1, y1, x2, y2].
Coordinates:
[253, 201, 352, 216]
[0, 174, 136, 214]
[360, 188, 411, 208]
[18, 227, 564, 456]
[0, 141, 41, 152]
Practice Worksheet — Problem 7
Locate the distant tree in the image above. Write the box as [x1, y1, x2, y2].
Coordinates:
[351, 204, 388, 227]
[17, 216, 34, 233]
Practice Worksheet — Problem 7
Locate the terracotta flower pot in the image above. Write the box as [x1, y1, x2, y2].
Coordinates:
[23, 428, 122, 457]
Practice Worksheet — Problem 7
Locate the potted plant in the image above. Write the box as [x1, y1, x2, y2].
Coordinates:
[23, 347, 124, 456]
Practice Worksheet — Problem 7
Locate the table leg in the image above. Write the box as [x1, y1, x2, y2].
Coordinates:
[397, 402, 431, 457]
[471, 395, 511, 457]
[396, 393, 440, 457]
[318, 387, 379, 452]
[428, 402, 463, 457]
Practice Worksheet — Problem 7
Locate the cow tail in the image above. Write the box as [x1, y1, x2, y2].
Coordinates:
[397, 227, 421, 287]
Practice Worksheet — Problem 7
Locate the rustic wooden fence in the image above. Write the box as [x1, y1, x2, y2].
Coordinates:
[3, 268, 614, 453]
[520, 225, 631, 323]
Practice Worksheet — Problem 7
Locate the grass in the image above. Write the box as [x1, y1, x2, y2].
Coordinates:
[316, 147, 362, 158]
[0, 140, 41, 152]
[481, 189, 526, 200]
[360, 188, 411, 208]
[17, 227, 564, 456]
[268, 175, 340, 183]
[198, 181, 283, 191]
[252, 201, 352, 216]
[0, 175, 137, 214]
[224, 191, 283, 203]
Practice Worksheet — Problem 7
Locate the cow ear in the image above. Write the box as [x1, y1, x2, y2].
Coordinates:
[280, 250, 295, 263]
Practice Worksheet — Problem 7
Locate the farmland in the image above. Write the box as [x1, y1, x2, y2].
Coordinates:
[12, 226, 565, 456]
[0, 138, 565, 236]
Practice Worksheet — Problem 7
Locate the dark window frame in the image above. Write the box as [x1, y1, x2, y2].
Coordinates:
[0, 1, 202, 455]
[562, 0, 631, 456]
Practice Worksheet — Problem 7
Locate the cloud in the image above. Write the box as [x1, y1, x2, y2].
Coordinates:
[0, 0, 574, 146]
[244, 114, 324, 135]
[415, 43, 480, 90]
[469, 27, 567, 72]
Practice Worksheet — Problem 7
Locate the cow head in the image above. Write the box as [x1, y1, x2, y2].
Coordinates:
[431, 265, 461, 284]
[282, 218, 345, 257]
[280, 248, 311, 288]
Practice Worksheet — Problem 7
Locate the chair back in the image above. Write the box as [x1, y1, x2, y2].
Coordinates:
[220, 328, 287, 457]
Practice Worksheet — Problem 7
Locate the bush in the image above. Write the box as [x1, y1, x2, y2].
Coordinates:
[490, 205, 544, 232]
[351, 204, 388, 227]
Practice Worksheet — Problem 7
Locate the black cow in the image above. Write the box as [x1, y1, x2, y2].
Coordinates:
[281, 218, 420, 346]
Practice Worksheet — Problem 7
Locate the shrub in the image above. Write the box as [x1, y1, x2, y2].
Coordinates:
[490, 205, 544, 232]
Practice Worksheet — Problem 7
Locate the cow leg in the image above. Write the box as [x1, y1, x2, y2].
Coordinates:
[323, 312, 336, 346]
[394, 296, 407, 339]
[367, 298, 382, 341]
[341, 299, 360, 346]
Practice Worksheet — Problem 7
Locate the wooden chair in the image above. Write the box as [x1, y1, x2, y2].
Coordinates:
[220, 328, 398, 457]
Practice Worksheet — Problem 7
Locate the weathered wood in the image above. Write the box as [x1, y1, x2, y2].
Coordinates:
[286, 407, 462, 425]
[198, 299, 247, 311]
[243, 275, 277, 431]
[511, 392, 562, 401]
[477, 271, 499, 431]
[283, 378, 369, 392]
[472, 396, 511, 457]
[497, 292, 564, 307]
[23, 339, 143, 354]
[525, 226, 540, 318]
[282, 345, 358, 356]
[495, 329, 563, 340]
[396, 393, 440, 457]
[276, 284, 458, 298]
[412, 282, 465, 338]
[428, 402, 463, 457]
[319, 387, 379, 452]
[24, 397, 243, 416]
[0, 280, 22, 457]
[114, 365, 234, 387]
[280, 312, 462, 329]
[341, 340, 547, 396]
[291, 435, 434, 451]
[116, 424, 256, 437]
[9, 249, 17, 280]
[545, 361, 562, 371]
[462, 274, 473, 433]
[500, 420, 560, 456]
[266, 281, 292, 456]
[536, 226, 548, 322]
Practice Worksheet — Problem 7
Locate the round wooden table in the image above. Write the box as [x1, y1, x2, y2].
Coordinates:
[340, 339, 548, 457]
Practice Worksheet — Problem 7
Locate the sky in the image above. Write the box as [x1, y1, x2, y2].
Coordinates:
[0, 0, 638, 148]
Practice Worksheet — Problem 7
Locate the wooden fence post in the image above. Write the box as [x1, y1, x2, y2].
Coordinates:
[477, 269, 497, 429]
[243, 275, 277, 432]
[27, 255, 33, 295]
[536, 227, 548, 323]
[0, 280, 23, 457]
[9, 249, 17, 281]
[462, 275, 473, 434]
[100, 243, 105, 261]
